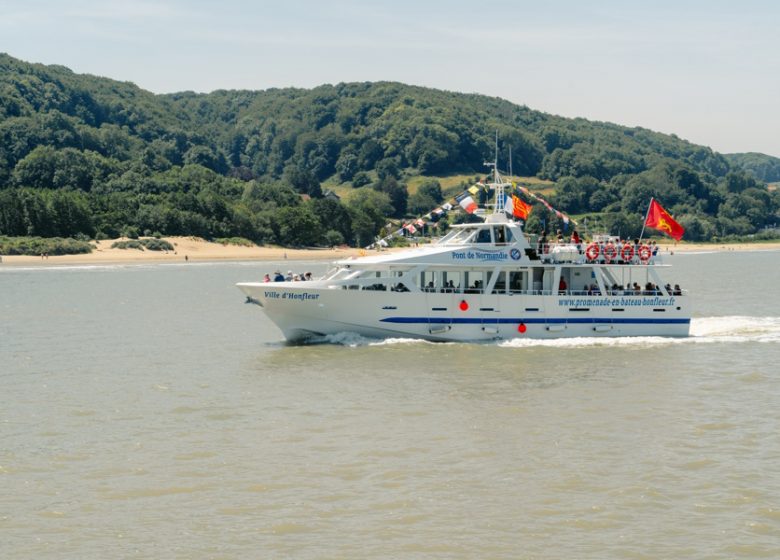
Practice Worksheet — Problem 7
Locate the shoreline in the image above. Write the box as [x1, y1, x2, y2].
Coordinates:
[1, 236, 779, 267]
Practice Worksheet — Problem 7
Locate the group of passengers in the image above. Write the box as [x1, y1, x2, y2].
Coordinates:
[423, 280, 457, 293]
[605, 282, 683, 296]
[556, 280, 684, 296]
[374, 278, 683, 296]
[263, 270, 313, 282]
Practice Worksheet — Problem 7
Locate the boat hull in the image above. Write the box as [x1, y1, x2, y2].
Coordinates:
[239, 282, 691, 342]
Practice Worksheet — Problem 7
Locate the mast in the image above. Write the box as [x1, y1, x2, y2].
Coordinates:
[485, 130, 505, 215]
[638, 197, 653, 242]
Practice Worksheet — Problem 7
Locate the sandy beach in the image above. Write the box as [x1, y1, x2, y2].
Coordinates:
[1, 236, 779, 267]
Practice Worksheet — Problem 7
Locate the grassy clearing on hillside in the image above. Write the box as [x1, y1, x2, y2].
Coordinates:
[320, 173, 557, 204]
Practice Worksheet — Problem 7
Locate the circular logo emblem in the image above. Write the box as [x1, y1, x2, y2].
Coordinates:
[510, 248, 522, 260]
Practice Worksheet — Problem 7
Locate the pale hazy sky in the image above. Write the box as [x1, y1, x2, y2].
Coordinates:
[2, 0, 779, 157]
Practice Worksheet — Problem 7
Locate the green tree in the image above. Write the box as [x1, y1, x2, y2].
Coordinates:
[347, 189, 393, 246]
[273, 204, 323, 247]
[373, 176, 407, 218]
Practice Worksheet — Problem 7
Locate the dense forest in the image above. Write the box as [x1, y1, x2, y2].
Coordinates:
[1, 53, 778, 249]
[723, 153, 780, 184]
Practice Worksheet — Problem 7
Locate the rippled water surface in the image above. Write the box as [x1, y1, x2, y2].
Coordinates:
[2, 252, 780, 558]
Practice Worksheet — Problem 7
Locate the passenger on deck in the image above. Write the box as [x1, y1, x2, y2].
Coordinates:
[466, 280, 482, 294]
[263, 273, 271, 282]
[538, 231, 548, 255]
[673, 284, 682, 295]
[558, 277, 567, 294]
[273, 270, 285, 282]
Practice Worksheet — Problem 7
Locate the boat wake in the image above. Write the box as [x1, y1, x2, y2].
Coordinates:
[308, 332, 444, 348]
[304, 316, 780, 348]
[499, 315, 780, 348]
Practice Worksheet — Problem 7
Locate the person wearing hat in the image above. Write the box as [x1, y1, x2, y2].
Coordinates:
[285, 270, 293, 281]
[273, 270, 285, 282]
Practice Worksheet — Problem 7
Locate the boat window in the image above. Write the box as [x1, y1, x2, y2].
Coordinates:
[438, 230, 459, 243]
[391, 282, 410, 292]
[420, 270, 438, 292]
[464, 271, 484, 293]
[494, 226, 507, 244]
[475, 229, 492, 244]
[490, 270, 507, 294]
[504, 227, 514, 243]
[443, 229, 474, 245]
[441, 271, 459, 292]
[509, 271, 525, 293]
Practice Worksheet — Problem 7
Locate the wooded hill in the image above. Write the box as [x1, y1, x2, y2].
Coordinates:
[1, 52, 778, 247]
[723, 152, 780, 184]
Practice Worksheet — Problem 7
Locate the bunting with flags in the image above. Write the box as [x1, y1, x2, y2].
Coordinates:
[456, 193, 478, 214]
[514, 184, 577, 226]
[366, 180, 579, 248]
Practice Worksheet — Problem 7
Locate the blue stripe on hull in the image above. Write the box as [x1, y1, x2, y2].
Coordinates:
[380, 317, 691, 325]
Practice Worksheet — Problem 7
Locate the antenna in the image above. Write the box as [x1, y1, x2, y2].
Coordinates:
[483, 130, 506, 215]
[494, 130, 498, 176]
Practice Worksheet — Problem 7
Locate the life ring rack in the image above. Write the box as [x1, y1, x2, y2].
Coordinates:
[603, 243, 617, 262]
[585, 243, 600, 261]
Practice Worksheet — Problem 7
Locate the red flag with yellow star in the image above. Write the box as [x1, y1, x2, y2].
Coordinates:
[645, 199, 684, 240]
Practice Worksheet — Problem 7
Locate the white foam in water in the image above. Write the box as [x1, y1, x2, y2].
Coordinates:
[689, 316, 780, 343]
[314, 317, 780, 348]
[304, 316, 780, 348]
[498, 316, 780, 348]
[312, 332, 376, 347]
[498, 336, 683, 349]
[369, 337, 444, 347]
[314, 332, 443, 347]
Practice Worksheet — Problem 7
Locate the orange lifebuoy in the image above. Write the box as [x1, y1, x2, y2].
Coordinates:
[603, 243, 617, 262]
[585, 243, 600, 261]
[621, 244, 635, 262]
[638, 245, 652, 262]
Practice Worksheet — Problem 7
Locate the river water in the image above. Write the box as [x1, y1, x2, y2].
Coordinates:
[2, 251, 780, 559]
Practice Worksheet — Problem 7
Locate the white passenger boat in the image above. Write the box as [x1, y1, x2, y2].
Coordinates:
[238, 174, 690, 342]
